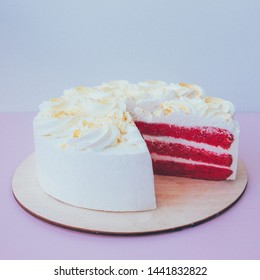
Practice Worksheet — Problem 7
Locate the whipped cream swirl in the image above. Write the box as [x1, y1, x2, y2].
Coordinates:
[34, 87, 137, 151]
[122, 81, 235, 123]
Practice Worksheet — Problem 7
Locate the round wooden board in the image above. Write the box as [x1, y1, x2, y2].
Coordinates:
[12, 154, 248, 235]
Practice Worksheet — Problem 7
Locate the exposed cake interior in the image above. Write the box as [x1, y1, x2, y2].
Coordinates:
[123, 81, 239, 181]
[135, 121, 238, 180]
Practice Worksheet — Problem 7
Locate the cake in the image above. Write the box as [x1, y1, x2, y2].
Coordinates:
[34, 80, 239, 212]
[33, 89, 156, 212]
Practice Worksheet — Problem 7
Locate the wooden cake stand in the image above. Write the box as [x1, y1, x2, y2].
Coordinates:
[12, 154, 248, 235]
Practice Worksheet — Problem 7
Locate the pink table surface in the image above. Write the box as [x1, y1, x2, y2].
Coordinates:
[1, 112, 259, 260]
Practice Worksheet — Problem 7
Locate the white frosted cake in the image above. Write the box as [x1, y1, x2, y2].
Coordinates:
[34, 88, 156, 211]
[34, 81, 239, 212]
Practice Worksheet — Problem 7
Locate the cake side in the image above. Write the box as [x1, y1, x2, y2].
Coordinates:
[34, 132, 155, 211]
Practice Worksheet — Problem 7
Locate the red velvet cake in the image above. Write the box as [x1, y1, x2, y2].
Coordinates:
[135, 122, 237, 180]
[122, 80, 239, 180]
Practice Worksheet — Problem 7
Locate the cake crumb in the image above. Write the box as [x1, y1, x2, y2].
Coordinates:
[50, 98, 60, 102]
[178, 82, 190, 88]
[163, 107, 173, 116]
[82, 120, 88, 127]
[73, 129, 81, 138]
[76, 86, 88, 93]
[52, 110, 76, 118]
[60, 143, 67, 149]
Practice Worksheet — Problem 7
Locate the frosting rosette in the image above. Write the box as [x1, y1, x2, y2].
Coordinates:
[34, 86, 139, 151]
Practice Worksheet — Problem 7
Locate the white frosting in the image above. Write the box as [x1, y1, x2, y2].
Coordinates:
[34, 87, 146, 152]
[34, 131, 156, 211]
[124, 81, 237, 131]
[34, 81, 238, 152]
[151, 153, 229, 168]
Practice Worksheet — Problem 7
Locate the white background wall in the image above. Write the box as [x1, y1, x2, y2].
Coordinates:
[0, 0, 259, 112]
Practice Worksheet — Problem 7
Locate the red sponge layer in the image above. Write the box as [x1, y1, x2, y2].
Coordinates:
[146, 140, 232, 167]
[135, 121, 234, 149]
[152, 159, 233, 180]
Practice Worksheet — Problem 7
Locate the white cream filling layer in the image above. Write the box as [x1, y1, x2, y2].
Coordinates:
[151, 153, 230, 169]
[143, 135, 228, 154]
